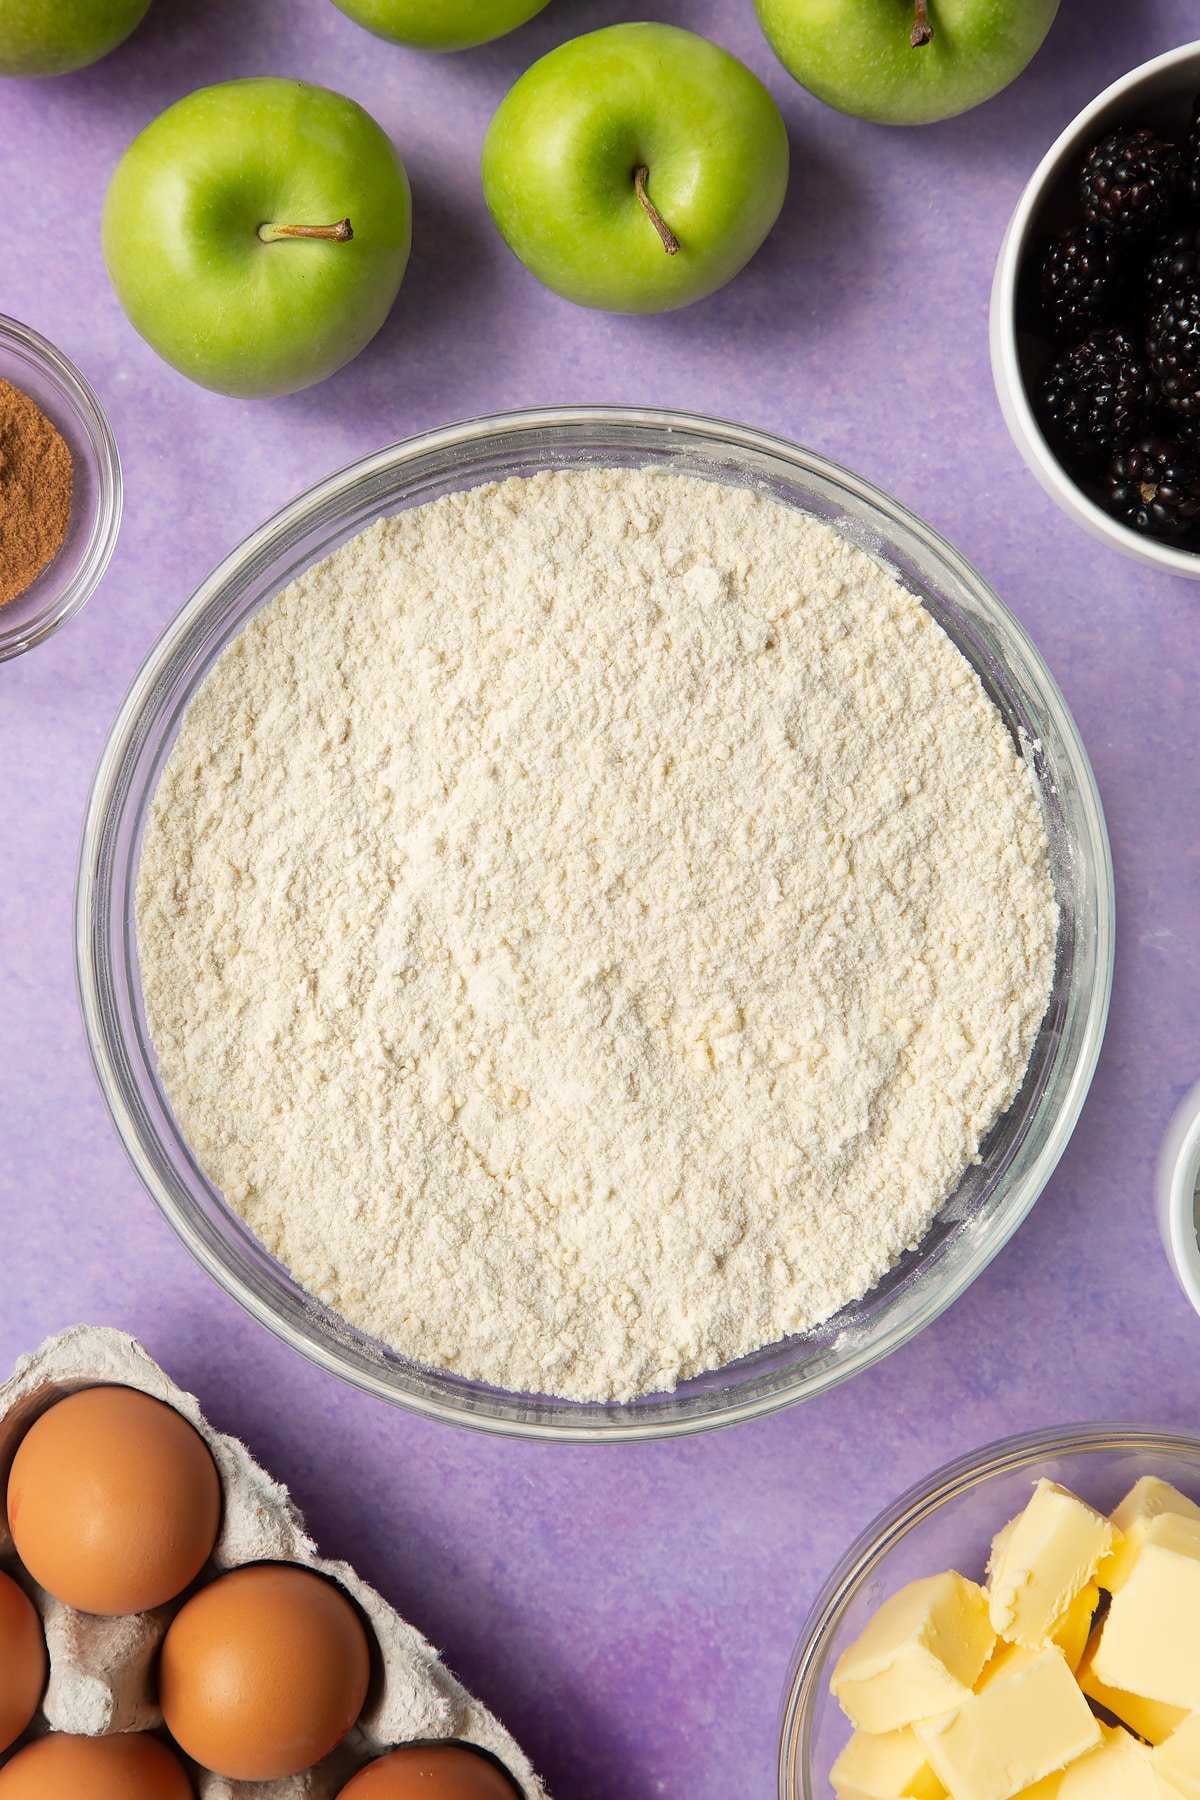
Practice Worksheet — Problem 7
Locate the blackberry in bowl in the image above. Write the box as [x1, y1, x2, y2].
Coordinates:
[1102, 434, 1200, 538]
[1143, 224, 1200, 316]
[1148, 274, 1200, 430]
[1037, 328, 1152, 461]
[1033, 224, 1128, 343]
[992, 41, 1200, 576]
[1080, 126, 1185, 242]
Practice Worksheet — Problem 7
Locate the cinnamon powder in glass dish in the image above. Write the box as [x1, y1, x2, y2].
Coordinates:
[0, 377, 72, 608]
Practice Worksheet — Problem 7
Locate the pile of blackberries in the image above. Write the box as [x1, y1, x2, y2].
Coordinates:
[1031, 103, 1200, 544]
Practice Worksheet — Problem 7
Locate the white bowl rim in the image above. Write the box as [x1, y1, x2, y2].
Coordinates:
[1157, 1080, 1200, 1311]
[991, 38, 1200, 578]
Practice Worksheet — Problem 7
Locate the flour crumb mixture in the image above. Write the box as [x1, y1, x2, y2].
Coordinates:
[137, 470, 1059, 1403]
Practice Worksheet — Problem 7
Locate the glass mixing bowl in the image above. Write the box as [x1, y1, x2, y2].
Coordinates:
[75, 407, 1114, 1441]
[0, 315, 122, 661]
[778, 1425, 1200, 1798]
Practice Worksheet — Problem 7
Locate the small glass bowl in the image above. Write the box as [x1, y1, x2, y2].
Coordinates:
[0, 316, 122, 660]
[76, 407, 1113, 1441]
[778, 1425, 1200, 1798]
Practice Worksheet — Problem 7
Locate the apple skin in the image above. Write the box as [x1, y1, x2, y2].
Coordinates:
[754, 0, 1060, 126]
[102, 79, 411, 399]
[330, 0, 551, 52]
[481, 23, 790, 315]
[0, 0, 153, 77]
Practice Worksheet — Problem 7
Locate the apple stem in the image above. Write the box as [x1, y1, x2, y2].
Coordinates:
[634, 167, 680, 257]
[257, 218, 354, 244]
[910, 0, 933, 46]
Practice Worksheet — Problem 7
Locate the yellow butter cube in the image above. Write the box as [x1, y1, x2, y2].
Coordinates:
[978, 1620, 1101, 1699]
[977, 1639, 1039, 1690]
[831, 1573, 996, 1734]
[831, 1726, 947, 1799]
[1153, 1710, 1200, 1797]
[988, 1482, 1117, 1649]
[915, 1647, 1100, 1800]
[1051, 1583, 1100, 1673]
[1077, 1626, 1188, 1747]
[1054, 1724, 1152, 1794]
[977, 1585, 1095, 1687]
[988, 1515, 1020, 1582]
[1092, 1514, 1200, 1710]
[1099, 1478, 1200, 1595]
[1056, 1723, 1172, 1797]
[1012, 1775, 1068, 1799]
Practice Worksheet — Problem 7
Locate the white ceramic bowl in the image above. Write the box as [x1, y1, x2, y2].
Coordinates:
[991, 41, 1200, 578]
[1157, 1080, 1200, 1312]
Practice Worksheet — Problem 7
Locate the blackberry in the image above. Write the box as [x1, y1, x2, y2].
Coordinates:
[1144, 225, 1200, 317]
[1033, 223, 1127, 342]
[1102, 434, 1200, 538]
[1081, 126, 1184, 241]
[1037, 329, 1152, 461]
[1147, 275, 1200, 433]
[1188, 93, 1200, 207]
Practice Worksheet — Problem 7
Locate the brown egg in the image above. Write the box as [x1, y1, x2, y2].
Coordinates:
[7, 1386, 221, 1615]
[0, 1571, 45, 1753]
[160, 1563, 371, 1779]
[337, 1745, 520, 1798]
[0, 1731, 193, 1798]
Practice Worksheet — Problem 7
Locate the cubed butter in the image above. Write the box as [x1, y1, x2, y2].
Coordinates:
[915, 1647, 1100, 1800]
[831, 1726, 947, 1799]
[976, 1639, 1039, 1690]
[1077, 1626, 1188, 1748]
[1099, 1478, 1200, 1594]
[1012, 1776, 1067, 1799]
[977, 1590, 1094, 1688]
[1056, 1723, 1169, 1798]
[1153, 1710, 1200, 1798]
[831, 1572, 996, 1734]
[1051, 1583, 1100, 1673]
[985, 1527, 1096, 1667]
[988, 1515, 1020, 1583]
[1091, 1513, 1200, 1710]
[988, 1481, 1117, 1649]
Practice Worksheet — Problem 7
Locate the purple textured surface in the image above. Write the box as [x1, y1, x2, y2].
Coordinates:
[1, 2, 1199, 1795]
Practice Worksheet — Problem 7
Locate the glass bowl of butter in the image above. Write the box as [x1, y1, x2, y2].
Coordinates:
[779, 1424, 1200, 1799]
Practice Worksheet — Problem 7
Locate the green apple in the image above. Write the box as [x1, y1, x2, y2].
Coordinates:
[481, 23, 789, 314]
[754, 0, 1060, 126]
[102, 79, 411, 399]
[0, 0, 152, 77]
[330, 0, 551, 52]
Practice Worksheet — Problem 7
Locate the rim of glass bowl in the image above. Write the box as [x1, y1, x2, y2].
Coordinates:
[777, 1423, 1200, 1799]
[0, 315, 122, 662]
[74, 405, 1114, 1443]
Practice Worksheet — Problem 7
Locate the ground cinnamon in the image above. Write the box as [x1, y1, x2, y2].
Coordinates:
[0, 378, 73, 608]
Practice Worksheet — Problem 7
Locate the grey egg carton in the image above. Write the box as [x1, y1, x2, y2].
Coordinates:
[0, 1326, 544, 1800]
